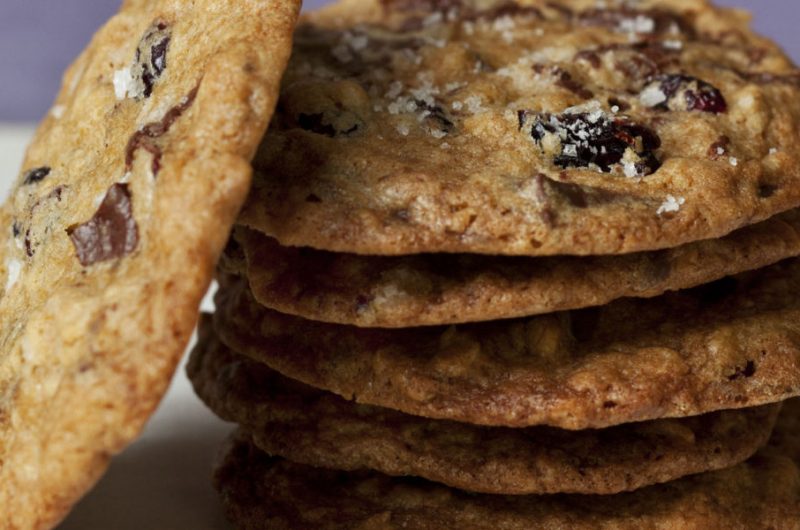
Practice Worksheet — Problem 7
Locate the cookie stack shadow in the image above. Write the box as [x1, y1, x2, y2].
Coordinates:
[188, 209, 800, 528]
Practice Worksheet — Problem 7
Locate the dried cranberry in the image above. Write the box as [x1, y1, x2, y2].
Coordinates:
[520, 110, 661, 176]
[22, 167, 51, 186]
[642, 75, 727, 113]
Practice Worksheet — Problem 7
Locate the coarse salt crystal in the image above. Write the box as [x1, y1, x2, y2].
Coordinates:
[51, 105, 65, 119]
[657, 195, 685, 215]
[618, 15, 655, 34]
[113, 67, 134, 100]
[729, 157, 739, 167]
[662, 39, 683, 50]
[640, 84, 667, 107]
[396, 123, 410, 136]
[769, 147, 779, 155]
[4, 258, 21, 292]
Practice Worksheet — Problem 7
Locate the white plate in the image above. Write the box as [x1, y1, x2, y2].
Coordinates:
[0, 125, 235, 529]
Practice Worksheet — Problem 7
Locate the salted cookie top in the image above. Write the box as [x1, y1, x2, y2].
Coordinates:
[240, 0, 800, 256]
[0, 0, 299, 528]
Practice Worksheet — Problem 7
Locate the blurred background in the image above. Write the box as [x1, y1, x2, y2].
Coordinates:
[0, 0, 798, 122]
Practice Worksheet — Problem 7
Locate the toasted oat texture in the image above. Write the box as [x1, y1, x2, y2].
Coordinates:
[213, 259, 800, 430]
[214, 400, 800, 530]
[189, 324, 779, 495]
[0, 1, 299, 528]
[239, 0, 800, 256]
[231, 209, 800, 327]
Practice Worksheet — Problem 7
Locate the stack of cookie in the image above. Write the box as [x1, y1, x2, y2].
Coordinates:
[188, 0, 800, 527]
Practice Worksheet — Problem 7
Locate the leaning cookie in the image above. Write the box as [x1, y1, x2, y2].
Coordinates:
[214, 260, 800, 430]
[230, 209, 800, 327]
[240, 0, 800, 256]
[0, 1, 299, 528]
[188, 323, 780, 496]
[214, 399, 800, 529]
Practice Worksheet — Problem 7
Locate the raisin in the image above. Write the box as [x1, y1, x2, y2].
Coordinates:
[22, 167, 51, 186]
[642, 75, 727, 113]
[520, 110, 661, 176]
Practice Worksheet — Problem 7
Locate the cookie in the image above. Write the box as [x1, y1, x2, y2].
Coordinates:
[238, 0, 800, 256]
[188, 323, 780, 495]
[0, 1, 299, 528]
[213, 259, 800, 430]
[230, 209, 800, 327]
[214, 399, 800, 530]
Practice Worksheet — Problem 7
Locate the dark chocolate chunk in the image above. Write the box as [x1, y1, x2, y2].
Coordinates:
[298, 113, 338, 137]
[520, 110, 661, 176]
[126, 85, 199, 174]
[128, 21, 172, 100]
[11, 221, 21, 238]
[728, 360, 757, 381]
[643, 75, 727, 113]
[22, 167, 51, 186]
[67, 183, 139, 266]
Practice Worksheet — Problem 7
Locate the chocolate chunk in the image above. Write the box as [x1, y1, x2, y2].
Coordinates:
[11, 221, 21, 238]
[22, 167, 51, 186]
[127, 21, 172, 100]
[126, 85, 199, 173]
[521, 110, 661, 176]
[381, 0, 460, 13]
[534, 173, 636, 209]
[728, 360, 757, 381]
[643, 75, 727, 113]
[464, 2, 543, 21]
[67, 183, 139, 266]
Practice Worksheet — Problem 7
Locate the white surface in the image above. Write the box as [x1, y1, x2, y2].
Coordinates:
[0, 125, 235, 529]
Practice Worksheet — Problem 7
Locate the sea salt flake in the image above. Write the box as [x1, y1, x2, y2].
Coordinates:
[640, 84, 667, 107]
[113, 67, 134, 100]
[769, 147, 779, 155]
[4, 258, 21, 292]
[396, 123, 410, 136]
[618, 15, 655, 34]
[662, 39, 683, 50]
[657, 195, 685, 215]
[729, 157, 739, 167]
[50, 105, 65, 119]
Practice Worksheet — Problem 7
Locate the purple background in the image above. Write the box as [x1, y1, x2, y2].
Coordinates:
[0, 0, 796, 122]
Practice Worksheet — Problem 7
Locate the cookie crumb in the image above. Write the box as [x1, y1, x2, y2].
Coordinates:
[657, 195, 685, 215]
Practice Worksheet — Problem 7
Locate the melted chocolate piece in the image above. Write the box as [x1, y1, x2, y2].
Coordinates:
[647, 74, 727, 113]
[131, 21, 171, 99]
[521, 110, 661, 176]
[67, 183, 139, 266]
[126, 85, 199, 174]
[22, 167, 51, 186]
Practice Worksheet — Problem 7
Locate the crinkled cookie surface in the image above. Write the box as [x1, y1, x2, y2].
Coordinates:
[240, 0, 800, 256]
[213, 399, 800, 530]
[189, 322, 779, 495]
[229, 209, 800, 327]
[214, 259, 800, 430]
[0, 0, 299, 528]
